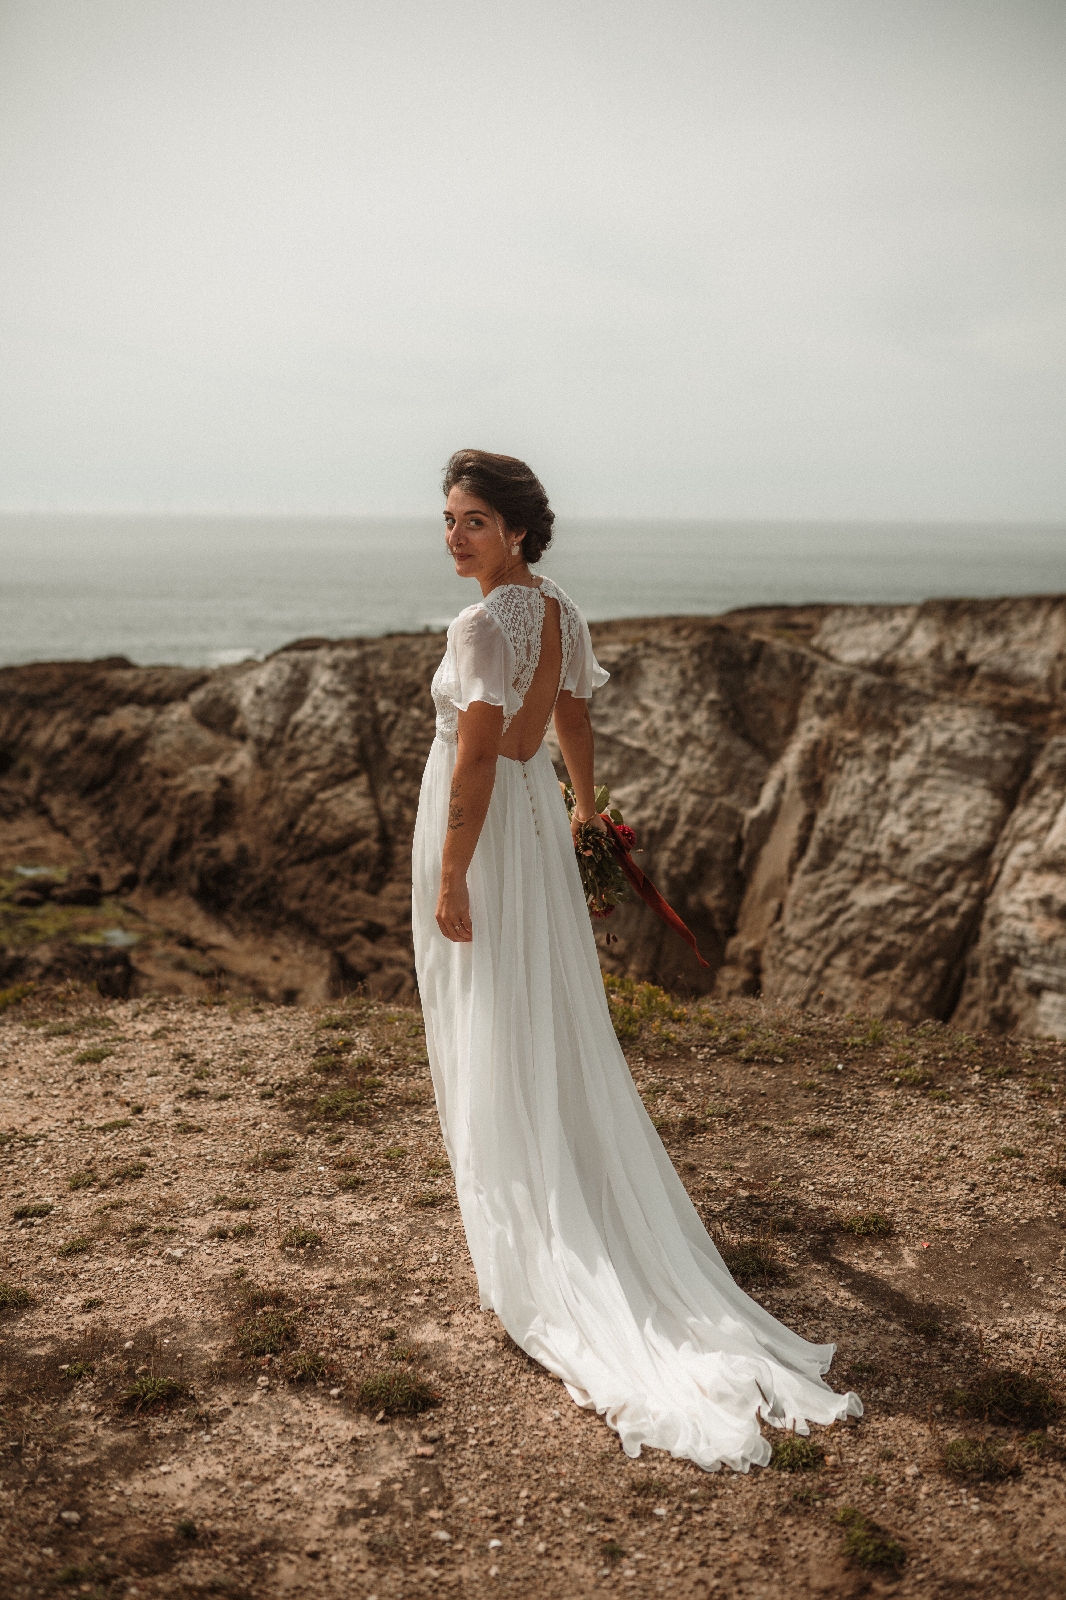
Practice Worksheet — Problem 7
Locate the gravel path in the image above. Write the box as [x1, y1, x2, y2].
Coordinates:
[1, 984, 1065, 1598]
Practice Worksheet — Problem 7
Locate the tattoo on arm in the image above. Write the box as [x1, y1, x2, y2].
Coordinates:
[448, 779, 464, 832]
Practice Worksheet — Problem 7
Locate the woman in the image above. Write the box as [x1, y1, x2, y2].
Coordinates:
[412, 449, 861, 1471]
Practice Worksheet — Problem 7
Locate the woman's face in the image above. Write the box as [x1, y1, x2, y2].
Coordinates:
[444, 487, 522, 585]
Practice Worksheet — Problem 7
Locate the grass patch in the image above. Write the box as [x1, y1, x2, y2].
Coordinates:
[313, 1088, 372, 1123]
[836, 1506, 905, 1570]
[68, 1168, 97, 1191]
[234, 1309, 297, 1358]
[891, 1067, 930, 1088]
[946, 1367, 1059, 1428]
[250, 1147, 293, 1172]
[770, 1434, 824, 1472]
[601, 1539, 627, 1563]
[281, 1226, 322, 1249]
[628, 1474, 669, 1498]
[283, 1349, 331, 1384]
[0, 982, 34, 1011]
[357, 1368, 439, 1415]
[802, 1124, 835, 1140]
[942, 1436, 1019, 1482]
[80, 1296, 104, 1311]
[58, 1235, 92, 1257]
[208, 1222, 255, 1240]
[913, 1317, 942, 1338]
[173, 1120, 202, 1134]
[63, 1360, 96, 1381]
[411, 1192, 445, 1208]
[839, 1211, 894, 1237]
[74, 1046, 115, 1064]
[310, 1053, 345, 1075]
[13, 1201, 53, 1219]
[337, 1174, 365, 1191]
[1044, 1166, 1066, 1187]
[122, 1374, 189, 1412]
[0, 1281, 33, 1310]
[213, 1193, 257, 1210]
[97, 1118, 132, 1132]
[604, 974, 687, 1041]
[112, 1162, 147, 1183]
[719, 1233, 782, 1287]
[384, 1145, 406, 1160]
[235, 1282, 291, 1310]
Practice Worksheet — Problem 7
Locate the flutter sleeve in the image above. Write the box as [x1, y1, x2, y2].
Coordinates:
[563, 608, 610, 699]
[447, 604, 521, 720]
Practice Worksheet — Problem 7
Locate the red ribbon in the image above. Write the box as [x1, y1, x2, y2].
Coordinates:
[598, 816, 710, 968]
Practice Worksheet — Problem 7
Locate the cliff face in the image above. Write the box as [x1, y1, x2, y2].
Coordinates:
[1, 596, 1064, 1034]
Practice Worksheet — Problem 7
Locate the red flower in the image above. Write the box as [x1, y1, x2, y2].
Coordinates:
[613, 823, 636, 849]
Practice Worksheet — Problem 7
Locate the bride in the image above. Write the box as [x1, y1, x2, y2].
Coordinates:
[412, 449, 861, 1472]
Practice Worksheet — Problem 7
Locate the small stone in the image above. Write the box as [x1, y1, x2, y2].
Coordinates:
[123, 1341, 134, 1350]
[415, 1445, 435, 1458]
[489, 1566, 500, 1578]
[304, 1545, 321, 1558]
[488, 1538, 502, 1549]
[329, 1387, 343, 1398]
[59, 1511, 81, 1525]
[535, 1541, 547, 1554]
[654, 1506, 668, 1518]
[421, 1428, 441, 1442]
[432, 1529, 451, 1543]
[256, 1376, 269, 1389]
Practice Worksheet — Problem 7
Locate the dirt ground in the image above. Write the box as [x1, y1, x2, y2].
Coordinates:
[2, 981, 1065, 1600]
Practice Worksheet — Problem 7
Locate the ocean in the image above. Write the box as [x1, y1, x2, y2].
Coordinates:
[1, 514, 1063, 669]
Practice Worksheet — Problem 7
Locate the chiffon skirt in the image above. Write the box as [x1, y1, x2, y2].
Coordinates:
[411, 735, 861, 1471]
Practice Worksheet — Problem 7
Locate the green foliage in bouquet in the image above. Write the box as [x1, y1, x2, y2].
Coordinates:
[561, 783, 632, 919]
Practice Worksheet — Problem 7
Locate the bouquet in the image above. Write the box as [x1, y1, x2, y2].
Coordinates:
[561, 783, 636, 918]
[560, 781, 710, 967]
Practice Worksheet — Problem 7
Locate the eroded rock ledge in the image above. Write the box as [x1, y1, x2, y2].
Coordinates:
[1, 596, 1064, 1034]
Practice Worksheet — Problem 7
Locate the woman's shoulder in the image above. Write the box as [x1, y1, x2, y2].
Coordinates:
[448, 601, 508, 648]
[535, 575, 584, 618]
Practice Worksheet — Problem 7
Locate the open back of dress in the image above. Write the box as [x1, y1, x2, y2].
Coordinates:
[412, 578, 861, 1472]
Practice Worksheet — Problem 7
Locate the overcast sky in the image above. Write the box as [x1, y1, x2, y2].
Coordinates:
[1, 0, 1063, 519]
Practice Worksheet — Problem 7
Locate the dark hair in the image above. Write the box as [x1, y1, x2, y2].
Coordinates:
[442, 449, 555, 565]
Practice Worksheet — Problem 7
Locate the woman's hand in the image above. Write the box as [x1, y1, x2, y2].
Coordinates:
[571, 809, 607, 842]
[436, 877, 473, 942]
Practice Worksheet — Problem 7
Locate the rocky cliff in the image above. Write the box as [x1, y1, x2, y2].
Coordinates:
[1, 596, 1064, 1034]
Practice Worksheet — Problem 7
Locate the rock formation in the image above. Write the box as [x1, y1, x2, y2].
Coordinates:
[1, 597, 1064, 1034]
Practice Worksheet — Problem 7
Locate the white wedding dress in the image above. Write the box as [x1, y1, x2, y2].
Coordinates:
[412, 576, 861, 1472]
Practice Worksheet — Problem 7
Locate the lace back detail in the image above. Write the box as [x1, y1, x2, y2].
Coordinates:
[483, 584, 546, 730]
[431, 577, 592, 742]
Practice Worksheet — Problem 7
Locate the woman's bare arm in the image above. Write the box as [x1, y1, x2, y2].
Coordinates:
[436, 700, 503, 942]
[553, 690, 605, 836]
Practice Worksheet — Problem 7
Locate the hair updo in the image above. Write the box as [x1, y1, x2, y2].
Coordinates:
[442, 448, 555, 565]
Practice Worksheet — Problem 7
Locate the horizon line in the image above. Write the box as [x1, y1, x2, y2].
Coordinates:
[2, 509, 1065, 529]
